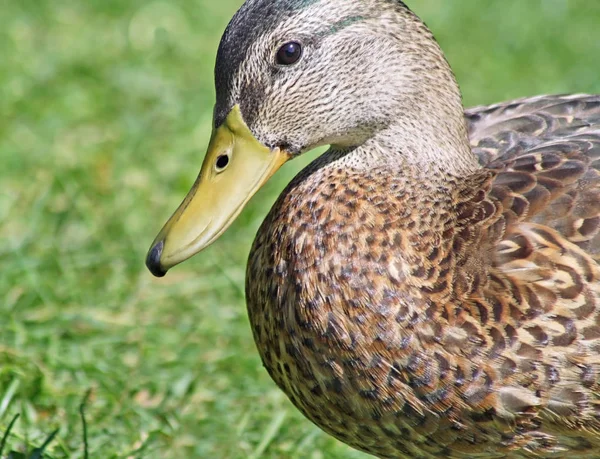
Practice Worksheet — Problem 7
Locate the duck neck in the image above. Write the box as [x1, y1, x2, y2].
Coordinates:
[328, 106, 480, 181]
[329, 5, 480, 178]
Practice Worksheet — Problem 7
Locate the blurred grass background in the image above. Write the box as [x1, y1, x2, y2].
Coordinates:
[0, 0, 599, 457]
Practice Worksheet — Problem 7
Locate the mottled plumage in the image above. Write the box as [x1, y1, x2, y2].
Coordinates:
[248, 94, 600, 458]
[147, 1, 600, 457]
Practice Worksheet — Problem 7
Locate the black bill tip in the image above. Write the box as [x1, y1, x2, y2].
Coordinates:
[146, 240, 167, 278]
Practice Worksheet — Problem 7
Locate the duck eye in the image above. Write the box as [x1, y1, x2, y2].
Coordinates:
[215, 154, 230, 172]
[276, 42, 302, 66]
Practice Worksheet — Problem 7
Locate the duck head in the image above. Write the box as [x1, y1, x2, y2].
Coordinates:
[146, 0, 474, 277]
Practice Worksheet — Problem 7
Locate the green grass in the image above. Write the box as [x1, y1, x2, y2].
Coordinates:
[1, 0, 599, 457]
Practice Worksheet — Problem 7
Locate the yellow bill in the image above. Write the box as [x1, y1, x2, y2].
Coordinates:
[146, 105, 290, 277]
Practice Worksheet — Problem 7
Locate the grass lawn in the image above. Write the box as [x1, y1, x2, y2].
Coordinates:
[1, 0, 599, 457]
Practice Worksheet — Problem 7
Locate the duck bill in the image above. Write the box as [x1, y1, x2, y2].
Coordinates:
[146, 105, 290, 277]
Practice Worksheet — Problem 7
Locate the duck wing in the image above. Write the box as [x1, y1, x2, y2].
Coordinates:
[458, 95, 600, 451]
[467, 94, 600, 259]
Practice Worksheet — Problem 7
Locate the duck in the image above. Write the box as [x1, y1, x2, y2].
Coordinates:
[145, 0, 600, 457]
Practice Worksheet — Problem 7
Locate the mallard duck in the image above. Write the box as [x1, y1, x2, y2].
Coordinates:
[146, 1, 600, 457]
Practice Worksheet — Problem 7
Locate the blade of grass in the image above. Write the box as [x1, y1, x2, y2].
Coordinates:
[250, 410, 287, 459]
[29, 428, 59, 459]
[0, 413, 20, 457]
[80, 389, 91, 459]
[0, 379, 20, 419]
